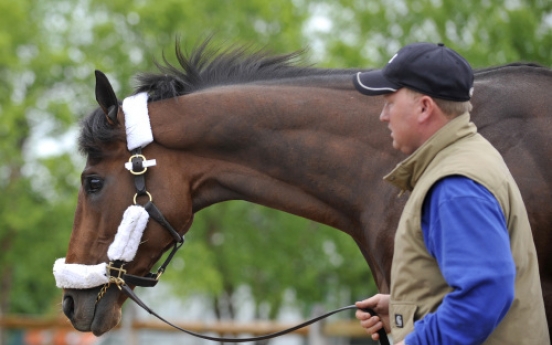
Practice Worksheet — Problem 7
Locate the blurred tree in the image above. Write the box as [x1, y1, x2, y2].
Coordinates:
[0, 2, 85, 344]
[308, 0, 552, 68]
[0, 0, 79, 314]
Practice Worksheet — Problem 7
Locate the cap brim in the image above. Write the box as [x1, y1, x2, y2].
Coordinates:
[353, 70, 400, 96]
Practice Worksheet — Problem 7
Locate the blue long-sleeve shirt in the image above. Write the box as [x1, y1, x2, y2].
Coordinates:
[405, 175, 516, 345]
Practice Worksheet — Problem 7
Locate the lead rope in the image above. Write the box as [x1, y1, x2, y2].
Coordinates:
[118, 281, 390, 345]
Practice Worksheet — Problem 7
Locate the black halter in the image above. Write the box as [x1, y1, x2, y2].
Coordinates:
[99, 147, 389, 345]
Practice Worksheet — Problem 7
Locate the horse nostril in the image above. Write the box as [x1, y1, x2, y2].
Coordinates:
[62, 296, 75, 319]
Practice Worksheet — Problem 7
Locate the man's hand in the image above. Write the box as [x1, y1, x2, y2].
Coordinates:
[355, 294, 391, 341]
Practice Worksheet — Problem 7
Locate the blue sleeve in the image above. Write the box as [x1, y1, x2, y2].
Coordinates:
[405, 176, 515, 345]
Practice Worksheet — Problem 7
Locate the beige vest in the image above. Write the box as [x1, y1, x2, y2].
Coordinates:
[385, 113, 549, 344]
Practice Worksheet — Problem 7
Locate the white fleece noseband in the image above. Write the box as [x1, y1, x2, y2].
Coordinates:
[53, 93, 154, 289]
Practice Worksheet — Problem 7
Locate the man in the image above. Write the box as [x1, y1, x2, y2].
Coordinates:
[352, 42, 549, 344]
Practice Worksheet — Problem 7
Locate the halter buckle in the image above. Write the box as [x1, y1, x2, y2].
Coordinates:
[125, 154, 157, 175]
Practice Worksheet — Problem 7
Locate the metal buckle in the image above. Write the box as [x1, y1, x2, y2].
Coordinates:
[126, 154, 157, 175]
[96, 262, 127, 303]
[156, 268, 164, 280]
[106, 262, 127, 290]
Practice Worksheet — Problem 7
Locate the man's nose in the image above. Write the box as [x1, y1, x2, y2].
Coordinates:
[379, 110, 388, 122]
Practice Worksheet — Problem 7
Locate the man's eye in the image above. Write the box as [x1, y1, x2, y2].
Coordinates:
[85, 177, 104, 194]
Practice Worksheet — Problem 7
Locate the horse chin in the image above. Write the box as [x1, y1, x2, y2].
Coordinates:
[62, 286, 122, 336]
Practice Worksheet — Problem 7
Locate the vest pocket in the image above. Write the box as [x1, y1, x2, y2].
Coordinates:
[390, 302, 418, 341]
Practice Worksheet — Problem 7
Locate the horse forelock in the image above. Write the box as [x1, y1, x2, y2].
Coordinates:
[133, 38, 346, 102]
[79, 107, 125, 159]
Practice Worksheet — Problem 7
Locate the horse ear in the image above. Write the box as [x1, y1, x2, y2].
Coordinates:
[95, 70, 120, 126]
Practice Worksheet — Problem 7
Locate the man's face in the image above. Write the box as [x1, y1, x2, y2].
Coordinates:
[380, 88, 422, 155]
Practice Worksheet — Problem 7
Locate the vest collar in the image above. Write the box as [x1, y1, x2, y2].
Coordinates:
[383, 112, 476, 192]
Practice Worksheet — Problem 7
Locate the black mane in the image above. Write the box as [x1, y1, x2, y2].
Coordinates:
[80, 39, 347, 157]
[84, 40, 549, 157]
[134, 39, 341, 102]
[474, 62, 546, 75]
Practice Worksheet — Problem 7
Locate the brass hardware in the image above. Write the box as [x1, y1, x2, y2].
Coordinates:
[96, 262, 127, 303]
[133, 191, 153, 205]
[106, 262, 127, 290]
[106, 262, 126, 279]
[128, 154, 148, 175]
[156, 268, 164, 280]
[96, 284, 109, 304]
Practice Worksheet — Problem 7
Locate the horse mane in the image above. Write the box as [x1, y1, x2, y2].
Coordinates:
[474, 62, 548, 75]
[86, 39, 550, 157]
[80, 39, 350, 157]
[134, 38, 340, 102]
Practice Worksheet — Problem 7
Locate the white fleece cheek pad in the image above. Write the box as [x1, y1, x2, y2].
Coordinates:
[107, 205, 150, 262]
[53, 205, 150, 289]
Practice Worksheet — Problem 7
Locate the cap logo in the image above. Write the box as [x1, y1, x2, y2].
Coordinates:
[388, 53, 398, 64]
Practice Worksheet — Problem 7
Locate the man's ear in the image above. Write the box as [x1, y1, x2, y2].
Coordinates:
[417, 96, 437, 123]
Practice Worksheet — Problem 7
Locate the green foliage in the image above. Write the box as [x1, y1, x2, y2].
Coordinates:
[6, 198, 76, 313]
[0, 0, 80, 316]
[312, 0, 552, 68]
[163, 201, 372, 319]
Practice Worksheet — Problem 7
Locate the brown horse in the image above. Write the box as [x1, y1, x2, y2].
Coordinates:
[58, 41, 552, 337]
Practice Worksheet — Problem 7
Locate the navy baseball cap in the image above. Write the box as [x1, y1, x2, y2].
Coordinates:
[353, 43, 474, 101]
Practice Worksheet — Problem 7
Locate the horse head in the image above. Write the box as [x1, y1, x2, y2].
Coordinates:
[56, 71, 193, 335]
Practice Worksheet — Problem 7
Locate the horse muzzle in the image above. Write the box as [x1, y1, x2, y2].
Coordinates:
[62, 286, 122, 336]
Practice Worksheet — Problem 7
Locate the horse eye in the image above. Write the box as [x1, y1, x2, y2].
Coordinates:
[85, 177, 104, 194]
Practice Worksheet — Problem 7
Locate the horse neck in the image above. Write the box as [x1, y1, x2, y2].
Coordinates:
[148, 81, 391, 235]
